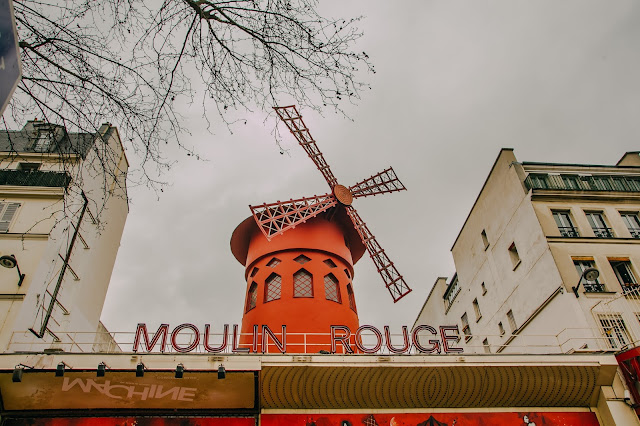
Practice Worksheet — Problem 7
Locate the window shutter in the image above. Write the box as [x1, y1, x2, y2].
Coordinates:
[0, 202, 20, 232]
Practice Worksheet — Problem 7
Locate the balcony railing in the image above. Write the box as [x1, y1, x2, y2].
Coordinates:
[525, 174, 640, 193]
[630, 229, 640, 239]
[558, 226, 579, 237]
[584, 282, 606, 293]
[0, 169, 71, 188]
[592, 227, 614, 238]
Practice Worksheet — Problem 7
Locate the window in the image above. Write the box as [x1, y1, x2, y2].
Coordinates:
[461, 312, 471, 341]
[444, 275, 461, 310]
[266, 257, 281, 267]
[552, 211, 579, 237]
[323, 259, 337, 268]
[508, 243, 521, 270]
[498, 322, 505, 336]
[610, 260, 638, 292]
[246, 282, 258, 312]
[344, 269, 351, 279]
[346, 283, 356, 312]
[294, 254, 311, 264]
[264, 273, 281, 302]
[481, 229, 489, 249]
[573, 259, 604, 292]
[324, 273, 341, 303]
[482, 338, 490, 354]
[293, 269, 313, 297]
[561, 175, 581, 190]
[527, 174, 548, 189]
[0, 202, 21, 233]
[33, 132, 54, 152]
[599, 314, 632, 349]
[473, 298, 482, 322]
[507, 310, 517, 332]
[17, 162, 40, 171]
[586, 212, 614, 238]
[481, 282, 487, 295]
[250, 267, 259, 277]
[621, 212, 640, 238]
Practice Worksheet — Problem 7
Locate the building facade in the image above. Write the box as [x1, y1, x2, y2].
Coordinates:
[0, 121, 128, 353]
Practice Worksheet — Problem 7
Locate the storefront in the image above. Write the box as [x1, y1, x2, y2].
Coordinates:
[0, 352, 633, 425]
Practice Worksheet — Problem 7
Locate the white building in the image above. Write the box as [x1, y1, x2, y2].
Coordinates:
[414, 149, 640, 355]
[0, 120, 128, 352]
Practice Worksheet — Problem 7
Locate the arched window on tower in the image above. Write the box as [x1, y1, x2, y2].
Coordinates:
[346, 283, 356, 312]
[293, 269, 313, 298]
[265, 272, 282, 302]
[246, 282, 258, 312]
[324, 273, 341, 303]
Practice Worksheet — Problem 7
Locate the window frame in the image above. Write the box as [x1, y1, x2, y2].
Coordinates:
[552, 210, 579, 237]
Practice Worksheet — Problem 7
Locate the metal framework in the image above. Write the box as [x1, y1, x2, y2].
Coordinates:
[249, 105, 412, 302]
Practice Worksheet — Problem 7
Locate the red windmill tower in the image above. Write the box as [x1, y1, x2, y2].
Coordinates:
[230, 105, 411, 353]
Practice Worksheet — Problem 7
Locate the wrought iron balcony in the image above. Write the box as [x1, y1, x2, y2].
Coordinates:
[622, 284, 640, 295]
[558, 226, 579, 237]
[583, 282, 606, 293]
[630, 229, 640, 239]
[0, 169, 71, 188]
[592, 227, 614, 238]
[525, 173, 640, 193]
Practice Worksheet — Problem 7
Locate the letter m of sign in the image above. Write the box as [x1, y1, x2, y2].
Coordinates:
[133, 323, 169, 353]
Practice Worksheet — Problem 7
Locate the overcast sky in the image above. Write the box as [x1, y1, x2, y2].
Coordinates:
[100, 1, 640, 337]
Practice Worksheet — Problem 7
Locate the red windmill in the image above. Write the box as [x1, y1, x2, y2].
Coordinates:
[230, 105, 411, 353]
[252, 105, 411, 302]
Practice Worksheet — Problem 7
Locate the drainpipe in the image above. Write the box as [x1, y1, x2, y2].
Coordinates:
[29, 192, 88, 338]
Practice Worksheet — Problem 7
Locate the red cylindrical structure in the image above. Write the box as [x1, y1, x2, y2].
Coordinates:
[230, 210, 365, 353]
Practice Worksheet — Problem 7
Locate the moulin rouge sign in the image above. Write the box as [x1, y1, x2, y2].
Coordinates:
[133, 323, 463, 355]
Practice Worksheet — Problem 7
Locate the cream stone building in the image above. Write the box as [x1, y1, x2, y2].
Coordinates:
[414, 149, 640, 355]
[0, 121, 128, 353]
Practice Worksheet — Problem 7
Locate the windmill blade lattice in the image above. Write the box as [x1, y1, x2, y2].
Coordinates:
[349, 167, 406, 199]
[274, 105, 339, 188]
[250, 194, 337, 240]
[250, 105, 412, 303]
[345, 206, 411, 302]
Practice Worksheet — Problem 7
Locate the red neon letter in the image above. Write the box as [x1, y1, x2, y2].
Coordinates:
[412, 325, 441, 354]
[262, 325, 286, 353]
[203, 324, 228, 353]
[232, 324, 250, 353]
[384, 326, 410, 354]
[331, 325, 353, 354]
[171, 323, 200, 353]
[355, 325, 383, 354]
[440, 325, 463, 353]
[133, 323, 169, 353]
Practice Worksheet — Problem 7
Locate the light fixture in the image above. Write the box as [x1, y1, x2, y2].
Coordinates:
[55, 362, 65, 377]
[217, 364, 226, 380]
[573, 267, 600, 298]
[175, 363, 184, 378]
[0, 255, 25, 286]
[12, 366, 23, 383]
[97, 362, 107, 377]
[136, 362, 145, 377]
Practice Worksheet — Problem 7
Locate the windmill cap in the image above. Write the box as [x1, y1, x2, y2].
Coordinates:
[230, 209, 366, 267]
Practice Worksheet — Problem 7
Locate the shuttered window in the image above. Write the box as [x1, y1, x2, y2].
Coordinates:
[0, 202, 21, 232]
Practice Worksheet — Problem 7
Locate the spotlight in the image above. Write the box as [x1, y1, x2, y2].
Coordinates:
[136, 362, 145, 377]
[55, 362, 65, 377]
[0, 254, 25, 286]
[217, 364, 226, 380]
[175, 363, 184, 378]
[12, 366, 23, 383]
[97, 362, 106, 377]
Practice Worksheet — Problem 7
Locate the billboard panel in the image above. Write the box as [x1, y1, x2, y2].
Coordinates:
[2, 418, 255, 426]
[0, 371, 255, 410]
